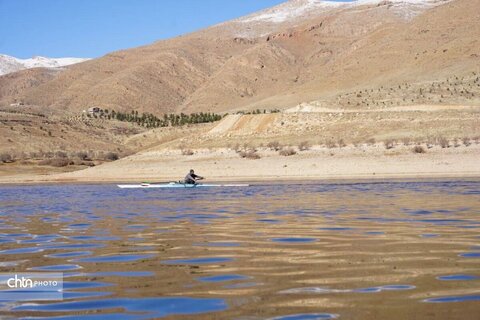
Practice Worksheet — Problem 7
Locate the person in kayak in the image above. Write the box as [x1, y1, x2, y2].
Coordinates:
[184, 169, 204, 185]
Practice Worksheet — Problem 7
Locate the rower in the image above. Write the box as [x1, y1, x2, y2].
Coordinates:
[184, 169, 204, 185]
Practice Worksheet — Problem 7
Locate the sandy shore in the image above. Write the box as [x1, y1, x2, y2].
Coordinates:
[1, 144, 479, 184]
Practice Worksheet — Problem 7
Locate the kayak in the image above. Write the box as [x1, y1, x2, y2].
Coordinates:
[117, 182, 249, 189]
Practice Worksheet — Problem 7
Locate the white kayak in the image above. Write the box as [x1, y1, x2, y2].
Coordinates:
[118, 182, 249, 189]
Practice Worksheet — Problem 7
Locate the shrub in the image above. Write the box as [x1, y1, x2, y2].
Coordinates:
[438, 137, 449, 148]
[104, 152, 119, 161]
[384, 139, 395, 149]
[50, 158, 70, 167]
[462, 137, 471, 147]
[44, 151, 54, 159]
[453, 138, 461, 148]
[39, 158, 70, 166]
[413, 146, 426, 153]
[38, 159, 51, 166]
[402, 137, 411, 146]
[279, 147, 296, 156]
[298, 141, 310, 151]
[426, 136, 436, 149]
[76, 151, 89, 160]
[245, 151, 260, 159]
[325, 140, 336, 148]
[55, 151, 68, 158]
[0, 153, 12, 163]
[238, 150, 260, 159]
[267, 141, 282, 151]
[181, 149, 194, 156]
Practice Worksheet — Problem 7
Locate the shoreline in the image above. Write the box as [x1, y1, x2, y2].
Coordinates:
[1, 144, 479, 186]
[2, 174, 480, 186]
[2, 168, 480, 186]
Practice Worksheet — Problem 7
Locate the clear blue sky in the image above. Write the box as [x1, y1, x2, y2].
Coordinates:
[0, 0, 293, 58]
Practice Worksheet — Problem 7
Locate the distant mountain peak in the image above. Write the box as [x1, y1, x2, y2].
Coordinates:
[0, 54, 90, 76]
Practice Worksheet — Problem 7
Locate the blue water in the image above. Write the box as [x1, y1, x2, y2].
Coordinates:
[437, 274, 479, 281]
[12, 297, 227, 318]
[74, 254, 155, 263]
[271, 237, 317, 243]
[197, 274, 250, 283]
[0, 180, 479, 319]
[272, 313, 338, 320]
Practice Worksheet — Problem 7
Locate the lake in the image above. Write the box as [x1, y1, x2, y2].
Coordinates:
[0, 180, 479, 319]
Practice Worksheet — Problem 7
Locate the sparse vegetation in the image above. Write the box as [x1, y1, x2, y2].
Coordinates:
[438, 137, 449, 148]
[298, 141, 310, 151]
[55, 151, 68, 158]
[76, 151, 90, 161]
[279, 147, 296, 156]
[462, 137, 471, 147]
[401, 137, 411, 146]
[181, 148, 194, 156]
[413, 146, 426, 154]
[325, 140, 336, 149]
[104, 152, 119, 161]
[39, 158, 70, 167]
[239, 150, 261, 159]
[453, 138, 461, 148]
[384, 139, 395, 150]
[0, 153, 13, 163]
[337, 139, 347, 148]
[267, 141, 282, 151]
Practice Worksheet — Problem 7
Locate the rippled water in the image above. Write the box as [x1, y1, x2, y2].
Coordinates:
[0, 180, 480, 319]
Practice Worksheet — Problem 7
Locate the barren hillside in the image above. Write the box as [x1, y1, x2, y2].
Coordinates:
[0, 0, 478, 114]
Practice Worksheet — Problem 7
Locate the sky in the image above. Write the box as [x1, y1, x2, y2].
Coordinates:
[0, 0, 294, 59]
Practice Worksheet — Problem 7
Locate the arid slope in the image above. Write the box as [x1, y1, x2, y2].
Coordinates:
[0, 0, 478, 114]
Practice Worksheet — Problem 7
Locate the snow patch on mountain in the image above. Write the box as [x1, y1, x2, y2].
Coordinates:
[0, 54, 90, 76]
[239, 0, 451, 24]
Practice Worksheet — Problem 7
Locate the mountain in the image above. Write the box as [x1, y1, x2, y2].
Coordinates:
[0, 54, 90, 76]
[0, 0, 478, 114]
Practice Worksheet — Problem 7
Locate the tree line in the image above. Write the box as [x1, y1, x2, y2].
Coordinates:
[86, 109, 223, 128]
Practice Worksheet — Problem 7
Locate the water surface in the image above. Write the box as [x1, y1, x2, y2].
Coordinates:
[0, 180, 479, 319]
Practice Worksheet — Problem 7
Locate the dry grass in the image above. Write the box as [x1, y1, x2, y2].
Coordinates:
[325, 140, 336, 149]
[384, 139, 395, 150]
[38, 158, 71, 167]
[413, 146, 426, 154]
[298, 141, 310, 151]
[279, 147, 297, 156]
[267, 141, 282, 151]
[104, 152, 119, 161]
[181, 148, 194, 156]
[438, 137, 449, 148]
[0, 152, 13, 163]
[401, 137, 411, 146]
[239, 150, 261, 159]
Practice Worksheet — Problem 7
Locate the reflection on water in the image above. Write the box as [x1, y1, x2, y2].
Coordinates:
[0, 180, 480, 319]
